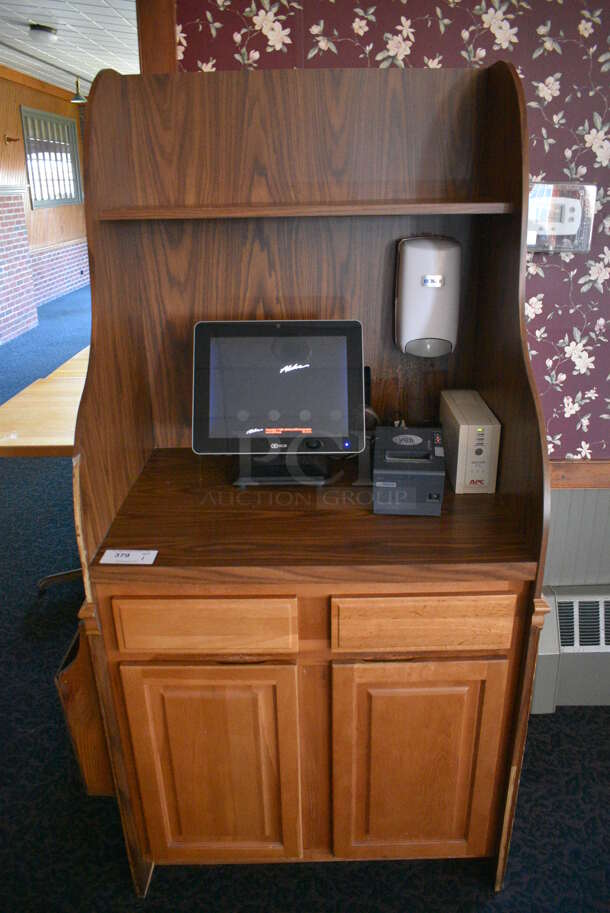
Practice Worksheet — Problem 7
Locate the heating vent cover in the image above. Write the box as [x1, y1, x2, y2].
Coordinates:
[558, 601, 575, 646]
[533, 587, 610, 713]
[555, 596, 610, 652]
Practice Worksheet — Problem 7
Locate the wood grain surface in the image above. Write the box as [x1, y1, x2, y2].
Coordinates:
[120, 664, 302, 862]
[495, 597, 550, 890]
[0, 63, 75, 101]
[55, 625, 113, 796]
[331, 593, 517, 653]
[92, 449, 537, 570]
[332, 659, 509, 859]
[130, 212, 477, 440]
[99, 201, 514, 220]
[471, 64, 550, 597]
[77, 64, 546, 567]
[0, 347, 87, 456]
[0, 68, 86, 246]
[85, 68, 489, 212]
[550, 460, 610, 489]
[112, 596, 298, 654]
[136, 0, 177, 76]
[74, 64, 547, 893]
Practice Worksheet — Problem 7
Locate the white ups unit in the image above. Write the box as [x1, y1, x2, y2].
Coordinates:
[440, 390, 500, 494]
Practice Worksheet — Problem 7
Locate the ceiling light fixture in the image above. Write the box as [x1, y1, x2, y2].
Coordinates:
[28, 21, 59, 44]
[70, 78, 87, 104]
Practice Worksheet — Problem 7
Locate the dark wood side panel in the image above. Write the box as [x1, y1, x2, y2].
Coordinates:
[87, 624, 154, 895]
[55, 625, 114, 796]
[85, 69, 487, 212]
[472, 63, 549, 589]
[73, 75, 154, 563]
[495, 598, 549, 889]
[73, 224, 153, 561]
[475, 63, 549, 889]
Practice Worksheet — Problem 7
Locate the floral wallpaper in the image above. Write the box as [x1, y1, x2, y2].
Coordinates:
[176, 0, 609, 460]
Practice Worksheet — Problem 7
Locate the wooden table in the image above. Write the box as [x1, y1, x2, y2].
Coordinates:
[0, 347, 89, 456]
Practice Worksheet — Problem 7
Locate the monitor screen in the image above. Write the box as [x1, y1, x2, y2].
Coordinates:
[192, 320, 365, 455]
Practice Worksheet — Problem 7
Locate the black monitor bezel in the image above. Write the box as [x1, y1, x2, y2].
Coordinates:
[192, 319, 365, 456]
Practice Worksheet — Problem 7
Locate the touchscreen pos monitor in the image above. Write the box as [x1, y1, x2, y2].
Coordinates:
[192, 320, 365, 485]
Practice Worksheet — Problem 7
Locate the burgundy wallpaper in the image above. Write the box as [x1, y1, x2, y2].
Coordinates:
[176, 0, 609, 460]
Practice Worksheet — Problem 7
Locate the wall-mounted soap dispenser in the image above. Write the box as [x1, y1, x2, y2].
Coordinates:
[395, 236, 461, 357]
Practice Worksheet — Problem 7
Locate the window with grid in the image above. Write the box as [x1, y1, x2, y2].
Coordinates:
[20, 107, 83, 208]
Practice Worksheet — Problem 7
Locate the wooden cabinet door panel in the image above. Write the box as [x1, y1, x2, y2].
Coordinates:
[121, 664, 302, 862]
[333, 660, 508, 859]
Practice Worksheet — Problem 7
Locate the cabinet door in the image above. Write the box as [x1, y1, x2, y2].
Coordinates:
[333, 660, 508, 859]
[121, 664, 302, 863]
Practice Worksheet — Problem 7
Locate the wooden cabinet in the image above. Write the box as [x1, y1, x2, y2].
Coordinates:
[74, 64, 548, 895]
[120, 664, 302, 862]
[109, 586, 521, 872]
[332, 659, 509, 858]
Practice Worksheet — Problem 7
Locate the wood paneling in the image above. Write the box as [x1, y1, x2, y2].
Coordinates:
[136, 0, 177, 76]
[120, 664, 302, 862]
[86, 68, 488, 212]
[0, 70, 86, 246]
[127, 213, 477, 441]
[0, 64, 74, 101]
[26, 206, 86, 249]
[331, 594, 517, 653]
[550, 460, 610, 489]
[112, 596, 298, 653]
[333, 660, 509, 858]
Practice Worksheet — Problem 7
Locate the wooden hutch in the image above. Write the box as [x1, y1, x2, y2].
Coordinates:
[71, 64, 549, 896]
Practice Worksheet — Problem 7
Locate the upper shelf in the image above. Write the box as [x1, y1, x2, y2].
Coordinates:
[87, 68, 522, 217]
[99, 200, 515, 221]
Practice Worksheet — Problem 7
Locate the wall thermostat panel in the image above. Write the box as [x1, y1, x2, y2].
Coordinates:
[527, 183, 596, 253]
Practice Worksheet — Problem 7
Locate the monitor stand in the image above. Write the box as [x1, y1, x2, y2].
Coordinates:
[235, 453, 334, 487]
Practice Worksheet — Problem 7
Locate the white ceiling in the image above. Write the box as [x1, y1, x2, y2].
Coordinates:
[0, 0, 139, 95]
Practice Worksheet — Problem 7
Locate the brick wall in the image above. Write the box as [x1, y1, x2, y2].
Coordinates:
[0, 191, 89, 345]
[31, 239, 89, 308]
[0, 193, 37, 345]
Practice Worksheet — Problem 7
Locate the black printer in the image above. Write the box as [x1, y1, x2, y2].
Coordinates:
[373, 426, 445, 516]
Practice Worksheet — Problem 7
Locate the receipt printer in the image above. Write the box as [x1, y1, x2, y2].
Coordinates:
[373, 426, 445, 516]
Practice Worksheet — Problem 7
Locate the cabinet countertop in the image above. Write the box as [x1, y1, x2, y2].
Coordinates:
[90, 450, 537, 584]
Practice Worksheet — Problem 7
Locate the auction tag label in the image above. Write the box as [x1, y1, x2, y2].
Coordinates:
[100, 549, 158, 565]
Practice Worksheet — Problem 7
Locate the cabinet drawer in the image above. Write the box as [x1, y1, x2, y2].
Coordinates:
[112, 597, 298, 654]
[331, 594, 516, 653]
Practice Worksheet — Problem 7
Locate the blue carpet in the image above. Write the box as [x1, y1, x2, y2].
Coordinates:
[1, 286, 608, 911]
[0, 285, 91, 404]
